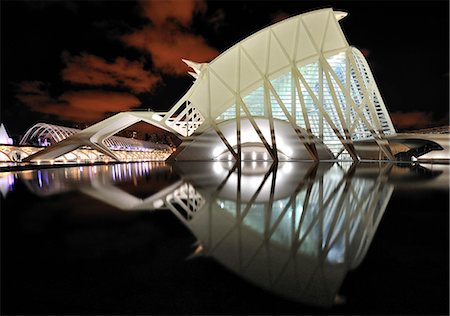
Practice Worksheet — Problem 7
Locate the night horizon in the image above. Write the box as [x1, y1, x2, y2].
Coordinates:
[1, 0, 449, 137]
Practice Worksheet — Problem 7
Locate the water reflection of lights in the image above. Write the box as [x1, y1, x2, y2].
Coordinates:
[4, 161, 447, 308]
[37, 170, 43, 188]
[0, 172, 15, 198]
[11, 162, 169, 199]
[173, 162, 396, 307]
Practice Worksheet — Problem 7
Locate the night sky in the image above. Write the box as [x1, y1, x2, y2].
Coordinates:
[1, 0, 448, 137]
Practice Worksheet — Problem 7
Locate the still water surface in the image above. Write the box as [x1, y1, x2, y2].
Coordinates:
[2, 162, 448, 314]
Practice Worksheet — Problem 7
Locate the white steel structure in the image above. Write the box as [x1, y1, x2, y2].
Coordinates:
[26, 8, 416, 163]
[7, 123, 172, 163]
[20, 122, 168, 151]
[171, 8, 396, 161]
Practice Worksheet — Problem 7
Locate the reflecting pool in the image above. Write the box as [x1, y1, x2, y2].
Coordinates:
[1, 162, 448, 314]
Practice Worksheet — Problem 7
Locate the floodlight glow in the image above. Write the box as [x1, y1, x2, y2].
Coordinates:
[213, 162, 224, 175]
[213, 146, 224, 158]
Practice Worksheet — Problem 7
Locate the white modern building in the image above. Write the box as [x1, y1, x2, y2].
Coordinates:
[23, 8, 448, 163]
[0, 123, 172, 163]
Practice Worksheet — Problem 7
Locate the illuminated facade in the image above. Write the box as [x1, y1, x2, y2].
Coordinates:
[20, 122, 169, 152]
[168, 8, 396, 161]
[24, 8, 447, 163]
[0, 123, 172, 163]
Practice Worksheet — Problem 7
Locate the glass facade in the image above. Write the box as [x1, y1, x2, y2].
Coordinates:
[218, 49, 395, 157]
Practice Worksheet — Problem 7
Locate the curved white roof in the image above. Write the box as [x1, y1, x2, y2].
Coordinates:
[178, 8, 349, 119]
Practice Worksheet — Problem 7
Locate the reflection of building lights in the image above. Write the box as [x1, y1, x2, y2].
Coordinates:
[37, 170, 42, 188]
[213, 162, 223, 175]
[252, 152, 257, 160]
[213, 146, 223, 159]
[283, 147, 293, 157]
[281, 162, 293, 174]
[154, 199, 164, 209]
[0, 173, 15, 197]
[263, 152, 268, 160]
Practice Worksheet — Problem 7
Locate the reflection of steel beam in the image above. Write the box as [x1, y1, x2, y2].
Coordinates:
[80, 179, 185, 211]
[177, 161, 395, 307]
[165, 183, 205, 221]
[209, 163, 277, 253]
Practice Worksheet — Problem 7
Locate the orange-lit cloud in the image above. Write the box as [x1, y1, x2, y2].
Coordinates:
[62, 52, 160, 93]
[121, 0, 219, 75]
[17, 81, 141, 122]
[390, 111, 437, 129]
[122, 26, 218, 75]
[17, 1, 222, 124]
[140, 0, 206, 27]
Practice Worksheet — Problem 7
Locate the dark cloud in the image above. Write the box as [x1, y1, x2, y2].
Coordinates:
[16, 82, 141, 123]
[207, 8, 226, 31]
[62, 52, 161, 93]
[390, 111, 448, 130]
[15, 80, 47, 95]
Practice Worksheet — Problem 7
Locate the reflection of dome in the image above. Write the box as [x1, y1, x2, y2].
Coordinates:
[215, 161, 310, 202]
[216, 143, 288, 162]
[178, 161, 332, 203]
[183, 163, 394, 307]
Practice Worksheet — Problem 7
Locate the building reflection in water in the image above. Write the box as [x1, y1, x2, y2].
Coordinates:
[0, 161, 446, 307]
[173, 161, 393, 307]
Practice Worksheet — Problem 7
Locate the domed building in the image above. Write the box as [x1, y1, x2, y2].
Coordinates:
[24, 8, 448, 163]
